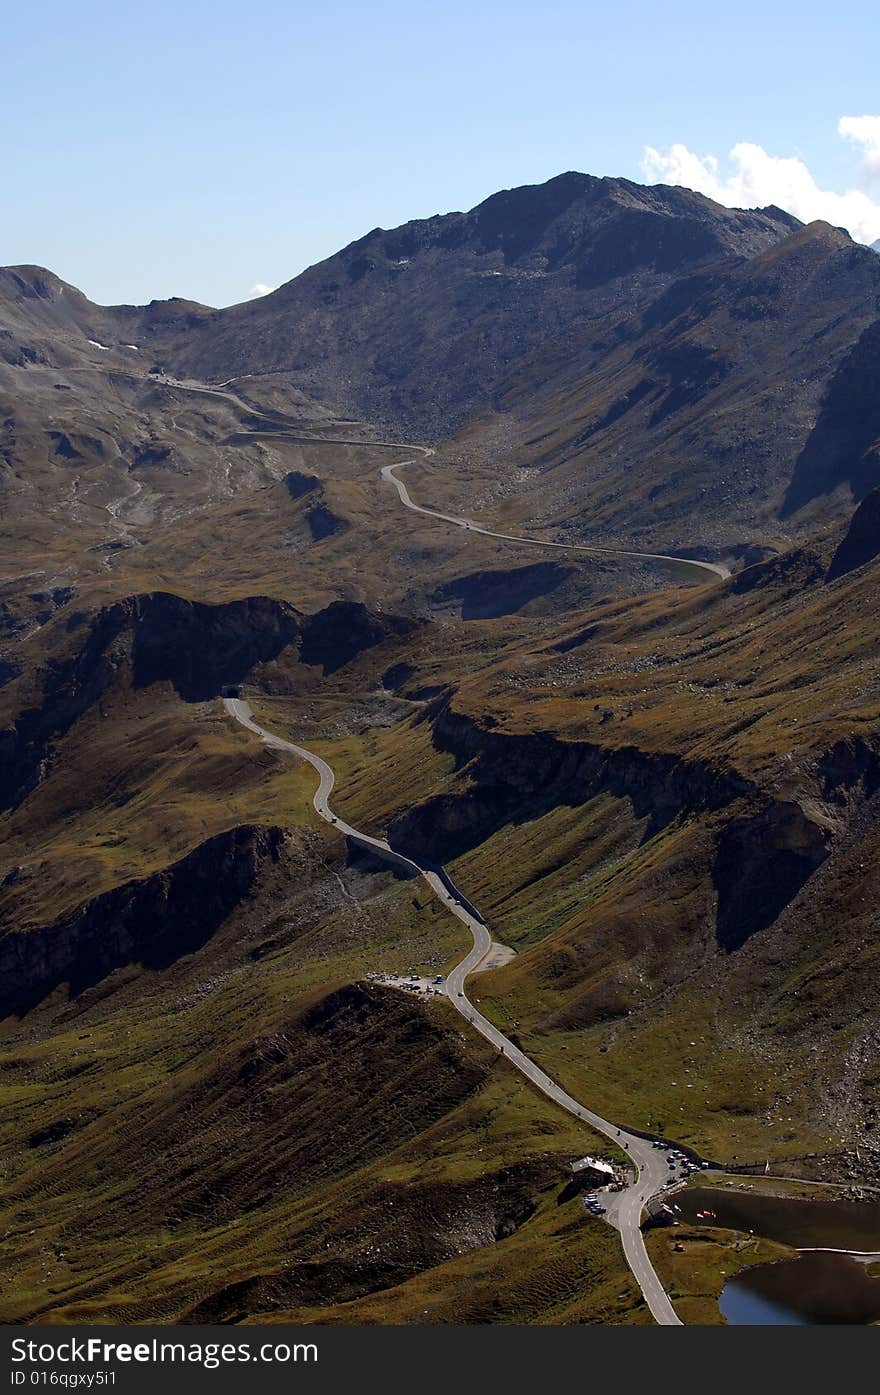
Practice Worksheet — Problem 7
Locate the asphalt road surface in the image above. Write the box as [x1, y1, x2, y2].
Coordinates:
[224, 697, 683, 1325]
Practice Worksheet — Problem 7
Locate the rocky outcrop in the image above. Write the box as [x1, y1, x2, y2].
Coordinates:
[183, 1152, 543, 1322]
[283, 470, 320, 499]
[131, 443, 172, 468]
[306, 503, 348, 541]
[816, 735, 880, 804]
[0, 823, 284, 1018]
[0, 601, 133, 810]
[731, 545, 826, 595]
[0, 591, 418, 811]
[281, 470, 348, 543]
[392, 703, 836, 952]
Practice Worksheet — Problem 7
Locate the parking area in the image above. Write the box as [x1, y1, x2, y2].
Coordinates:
[582, 1174, 632, 1229]
[367, 970, 446, 997]
[651, 1141, 711, 1188]
[580, 1146, 710, 1230]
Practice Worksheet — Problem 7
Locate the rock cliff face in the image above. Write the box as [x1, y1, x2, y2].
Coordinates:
[0, 823, 284, 1018]
[0, 592, 415, 811]
[0, 601, 132, 811]
[731, 545, 826, 596]
[283, 470, 320, 499]
[0, 593, 302, 811]
[390, 703, 843, 952]
[129, 592, 301, 700]
[389, 703, 750, 866]
[816, 735, 880, 804]
[305, 503, 348, 541]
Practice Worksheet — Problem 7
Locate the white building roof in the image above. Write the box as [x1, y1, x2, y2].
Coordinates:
[571, 1155, 615, 1176]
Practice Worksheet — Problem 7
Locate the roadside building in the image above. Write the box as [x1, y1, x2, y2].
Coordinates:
[645, 1199, 676, 1228]
[570, 1155, 616, 1186]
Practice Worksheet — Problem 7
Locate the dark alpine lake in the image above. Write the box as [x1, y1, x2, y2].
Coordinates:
[720, 1252, 880, 1325]
[678, 1184, 880, 1250]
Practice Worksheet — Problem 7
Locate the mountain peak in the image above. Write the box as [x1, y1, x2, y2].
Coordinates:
[147, 169, 815, 438]
[0, 264, 89, 304]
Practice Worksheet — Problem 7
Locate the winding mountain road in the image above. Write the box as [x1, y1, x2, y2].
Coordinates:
[157, 373, 728, 582]
[165, 370, 722, 1323]
[223, 696, 683, 1325]
[380, 456, 730, 582]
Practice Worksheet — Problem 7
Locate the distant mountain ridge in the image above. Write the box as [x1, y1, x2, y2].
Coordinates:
[2, 172, 799, 425]
[154, 172, 803, 432]
[2, 170, 880, 553]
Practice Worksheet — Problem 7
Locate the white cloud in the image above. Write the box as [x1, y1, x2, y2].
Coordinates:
[246, 282, 275, 299]
[838, 115, 880, 192]
[641, 119, 880, 246]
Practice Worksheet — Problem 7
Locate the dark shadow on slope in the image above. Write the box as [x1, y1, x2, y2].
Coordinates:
[712, 803, 829, 951]
[306, 503, 348, 541]
[299, 601, 418, 676]
[344, 838, 419, 882]
[781, 320, 880, 518]
[131, 593, 301, 701]
[431, 562, 575, 620]
[827, 487, 880, 581]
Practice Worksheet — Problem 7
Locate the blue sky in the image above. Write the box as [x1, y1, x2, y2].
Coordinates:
[4, 0, 879, 306]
